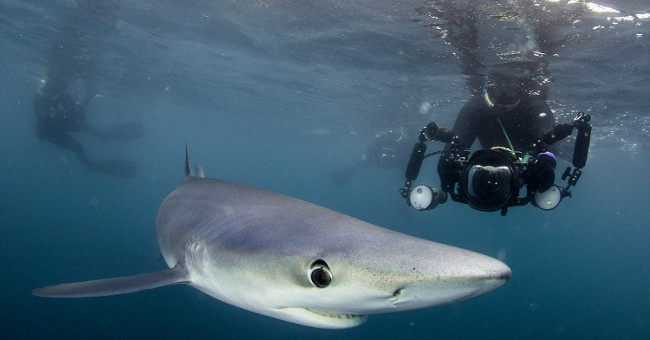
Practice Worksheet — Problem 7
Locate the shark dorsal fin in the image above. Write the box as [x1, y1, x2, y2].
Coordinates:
[185, 144, 205, 178]
[185, 143, 192, 177]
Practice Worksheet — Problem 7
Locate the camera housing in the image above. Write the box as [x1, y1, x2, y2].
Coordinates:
[459, 148, 521, 211]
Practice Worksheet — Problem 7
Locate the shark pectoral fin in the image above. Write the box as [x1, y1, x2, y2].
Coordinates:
[32, 266, 189, 298]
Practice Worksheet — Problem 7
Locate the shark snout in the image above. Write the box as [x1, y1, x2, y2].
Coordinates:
[495, 264, 512, 281]
[383, 250, 511, 310]
[390, 272, 510, 310]
[473, 255, 512, 281]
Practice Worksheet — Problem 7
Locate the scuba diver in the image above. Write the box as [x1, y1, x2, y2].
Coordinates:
[398, 78, 591, 215]
[398, 1, 592, 215]
[437, 75, 556, 195]
[331, 128, 411, 186]
[34, 26, 143, 178]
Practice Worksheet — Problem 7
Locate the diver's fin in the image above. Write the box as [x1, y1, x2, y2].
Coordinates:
[92, 159, 137, 178]
[32, 267, 189, 298]
[195, 164, 205, 178]
[102, 123, 144, 141]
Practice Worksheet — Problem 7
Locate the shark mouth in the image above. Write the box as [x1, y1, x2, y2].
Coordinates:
[305, 308, 365, 320]
[278, 307, 368, 329]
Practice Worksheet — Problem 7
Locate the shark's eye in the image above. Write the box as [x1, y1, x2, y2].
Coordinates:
[309, 259, 332, 288]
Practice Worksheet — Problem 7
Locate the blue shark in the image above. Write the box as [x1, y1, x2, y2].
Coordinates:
[33, 146, 510, 329]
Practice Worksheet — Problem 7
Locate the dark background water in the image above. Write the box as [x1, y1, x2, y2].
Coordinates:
[1, 1, 649, 339]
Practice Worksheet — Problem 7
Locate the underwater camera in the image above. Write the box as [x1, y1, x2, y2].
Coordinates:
[460, 148, 519, 212]
[399, 113, 591, 216]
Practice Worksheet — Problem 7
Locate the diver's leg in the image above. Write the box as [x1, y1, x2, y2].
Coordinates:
[102, 123, 144, 141]
[77, 122, 108, 140]
[44, 130, 136, 177]
[44, 130, 94, 167]
[79, 122, 144, 142]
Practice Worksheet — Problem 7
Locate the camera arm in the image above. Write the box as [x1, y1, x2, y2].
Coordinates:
[404, 122, 460, 182]
[540, 112, 591, 169]
[533, 112, 592, 198]
[571, 112, 592, 169]
[400, 122, 468, 201]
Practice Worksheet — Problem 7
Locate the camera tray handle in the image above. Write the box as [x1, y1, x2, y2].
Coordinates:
[538, 112, 591, 198]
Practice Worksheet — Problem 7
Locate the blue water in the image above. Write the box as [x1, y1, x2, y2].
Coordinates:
[1, 0, 649, 339]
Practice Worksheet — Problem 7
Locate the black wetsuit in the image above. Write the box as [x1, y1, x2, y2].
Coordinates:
[450, 95, 554, 150]
[34, 91, 89, 153]
[438, 95, 555, 192]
